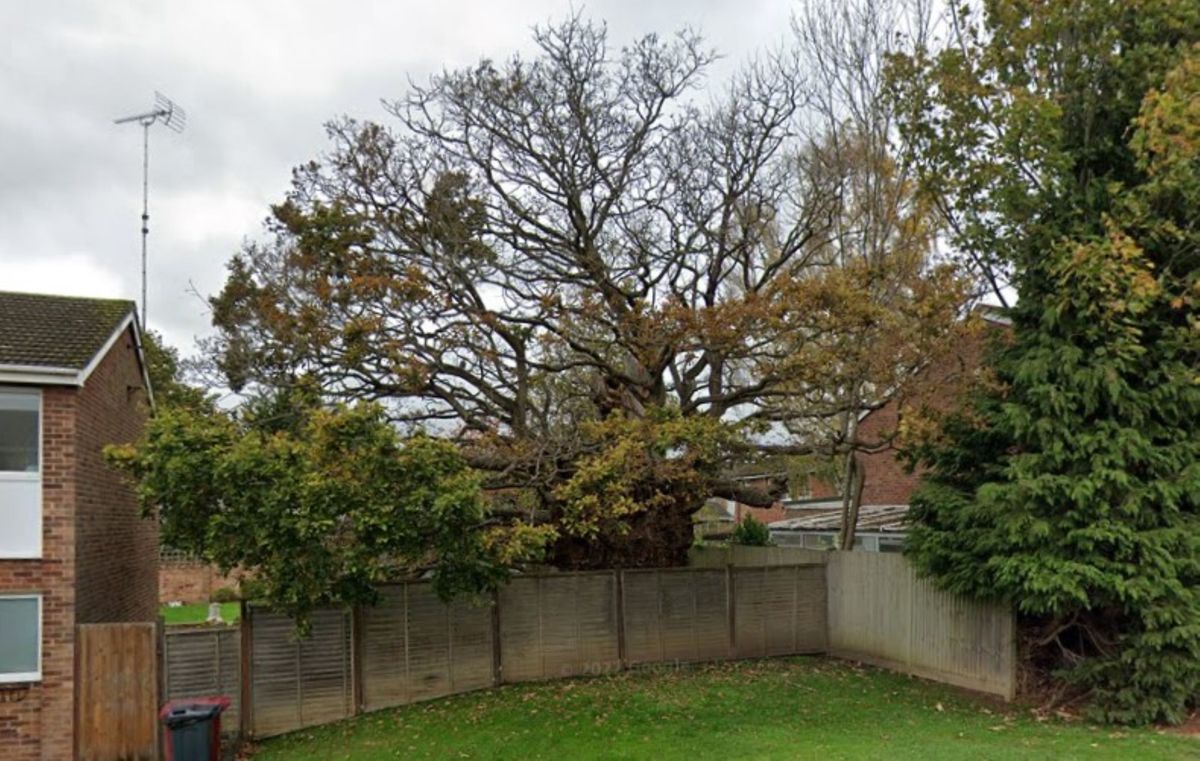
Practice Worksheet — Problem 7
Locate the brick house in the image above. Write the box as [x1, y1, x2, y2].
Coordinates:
[723, 308, 1008, 547]
[0, 291, 158, 759]
[695, 471, 841, 539]
[852, 307, 1004, 506]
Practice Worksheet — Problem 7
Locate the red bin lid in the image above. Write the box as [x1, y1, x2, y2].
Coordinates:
[159, 695, 231, 719]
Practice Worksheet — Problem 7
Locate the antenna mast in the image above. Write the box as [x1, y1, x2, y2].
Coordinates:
[115, 92, 186, 329]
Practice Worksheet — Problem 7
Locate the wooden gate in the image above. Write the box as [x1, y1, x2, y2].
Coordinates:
[76, 622, 159, 761]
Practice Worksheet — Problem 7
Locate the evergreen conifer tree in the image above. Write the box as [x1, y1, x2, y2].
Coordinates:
[896, 1, 1200, 722]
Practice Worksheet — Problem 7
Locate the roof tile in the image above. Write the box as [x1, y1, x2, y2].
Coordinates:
[0, 291, 135, 370]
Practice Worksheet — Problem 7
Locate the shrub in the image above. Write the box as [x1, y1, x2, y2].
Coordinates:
[732, 515, 771, 546]
[210, 586, 239, 603]
[238, 578, 266, 602]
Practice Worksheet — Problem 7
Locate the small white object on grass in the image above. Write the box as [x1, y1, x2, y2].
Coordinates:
[206, 602, 225, 624]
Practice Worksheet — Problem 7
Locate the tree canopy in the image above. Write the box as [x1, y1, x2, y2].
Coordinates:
[204, 12, 965, 568]
[141, 329, 214, 412]
[108, 402, 551, 622]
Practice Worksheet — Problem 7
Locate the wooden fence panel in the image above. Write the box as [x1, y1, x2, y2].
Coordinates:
[446, 594, 494, 694]
[359, 583, 493, 712]
[197, 561, 1015, 740]
[162, 626, 241, 730]
[248, 607, 353, 738]
[826, 552, 1016, 699]
[359, 586, 407, 711]
[826, 551, 912, 662]
[732, 565, 827, 657]
[498, 572, 620, 682]
[405, 583, 454, 702]
[76, 622, 158, 761]
[621, 569, 730, 664]
[496, 576, 541, 683]
[298, 609, 353, 727]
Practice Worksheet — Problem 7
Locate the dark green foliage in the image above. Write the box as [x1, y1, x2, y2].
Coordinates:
[896, 1, 1200, 724]
[210, 586, 239, 604]
[732, 515, 772, 547]
[238, 577, 267, 602]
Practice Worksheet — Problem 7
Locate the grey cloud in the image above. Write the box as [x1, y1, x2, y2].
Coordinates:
[0, 0, 795, 356]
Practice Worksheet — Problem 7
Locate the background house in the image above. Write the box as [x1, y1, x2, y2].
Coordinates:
[704, 308, 1007, 550]
[0, 291, 157, 759]
[768, 504, 908, 551]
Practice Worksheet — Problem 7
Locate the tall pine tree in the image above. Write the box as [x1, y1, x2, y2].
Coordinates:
[895, 1, 1200, 723]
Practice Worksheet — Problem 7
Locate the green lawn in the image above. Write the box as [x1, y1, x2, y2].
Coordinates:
[160, 602, 241, 626]
[250, 657, 1197, 760]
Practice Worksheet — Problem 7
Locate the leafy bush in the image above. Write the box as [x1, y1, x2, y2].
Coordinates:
[238, 578, 266, 602]
[210, 586, 239, 603]
[732, 515, 771, 546]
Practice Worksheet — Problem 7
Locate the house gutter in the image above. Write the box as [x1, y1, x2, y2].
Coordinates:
[0, 364, 81, 386]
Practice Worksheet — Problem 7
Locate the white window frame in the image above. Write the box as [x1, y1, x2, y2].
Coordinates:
[0, 594, 42, 683]
[0, 386, 41, 478]
[877, 535, 905, 553]
[802, 532, 836, 550]
[0, 387, 43, 559]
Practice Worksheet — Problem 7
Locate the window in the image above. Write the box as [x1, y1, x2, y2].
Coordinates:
[0, 595, 41, 682]
[878, 537, 904, 553]
[0, 388, 42, 558]
[0, 389, 39, 473]
[803, 533, 836, 550]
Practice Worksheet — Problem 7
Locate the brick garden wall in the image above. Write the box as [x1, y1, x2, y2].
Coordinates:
[160, 561, 243, 605]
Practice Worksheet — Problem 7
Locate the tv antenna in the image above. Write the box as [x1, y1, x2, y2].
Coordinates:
[115, 92, 186, 329]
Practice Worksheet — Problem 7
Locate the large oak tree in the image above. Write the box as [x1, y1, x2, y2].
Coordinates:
[207, 14, 963, 567]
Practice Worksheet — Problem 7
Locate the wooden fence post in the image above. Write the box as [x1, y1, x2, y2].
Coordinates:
[156, 618, 165, 761]
[352, 605, 364, 715]
[239, 601, 253, 739]
[726, 564, 736, 659]
[490, 587, 502, 687]
[615, 570, 628, 670]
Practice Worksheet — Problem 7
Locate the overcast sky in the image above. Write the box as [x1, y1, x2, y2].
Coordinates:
[0, 0, 796, 356]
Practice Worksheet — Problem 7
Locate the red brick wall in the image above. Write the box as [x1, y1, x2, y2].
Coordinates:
[856, 401, 922, 505]
[734, 501, 787, 525]
[160, 562, 243, 605]
[74, 325, 157, 625]
[0, 387, 77, 761]
[857, 323, 992, 506]
[730, 472, 843, 527]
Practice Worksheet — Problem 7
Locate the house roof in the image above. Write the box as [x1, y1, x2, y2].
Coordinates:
[0, 291, 135, 369]
[768, 504, 909, 534]
[0, 291, 150, 396]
